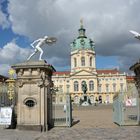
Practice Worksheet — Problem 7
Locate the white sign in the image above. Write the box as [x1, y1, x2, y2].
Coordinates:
[125, 99, 132, 106]
[0, 107, 12, 125]
[131, 98, 137, 106]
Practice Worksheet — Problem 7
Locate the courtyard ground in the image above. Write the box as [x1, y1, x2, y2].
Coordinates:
[0, 104, 140, 140]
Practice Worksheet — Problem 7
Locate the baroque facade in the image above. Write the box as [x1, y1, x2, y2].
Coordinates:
[52, 22, 133, 104]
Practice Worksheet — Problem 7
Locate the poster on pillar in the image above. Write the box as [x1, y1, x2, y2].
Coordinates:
[0, 107, 12, 125]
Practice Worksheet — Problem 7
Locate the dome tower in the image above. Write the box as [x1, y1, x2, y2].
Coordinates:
[70, 20, 96, 74]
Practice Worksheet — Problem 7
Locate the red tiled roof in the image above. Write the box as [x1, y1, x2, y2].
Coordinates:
[53, 71, 70, 75]
[97, 69, 120, 74]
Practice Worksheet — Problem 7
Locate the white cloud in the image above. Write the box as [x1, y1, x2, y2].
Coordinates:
[0, 6, 9, 28]
[0, 40, 32, 64]
[6, 0, 140, 72]
[0, 64, 10, 76]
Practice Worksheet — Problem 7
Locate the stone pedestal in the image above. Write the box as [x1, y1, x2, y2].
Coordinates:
[12, 60, 55, 131]
[81, 95, 90, 106]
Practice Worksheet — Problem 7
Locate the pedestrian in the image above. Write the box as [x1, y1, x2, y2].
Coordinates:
[95, 97, 98, 106]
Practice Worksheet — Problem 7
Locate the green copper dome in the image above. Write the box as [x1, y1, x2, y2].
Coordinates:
[71, 23, 95, 51]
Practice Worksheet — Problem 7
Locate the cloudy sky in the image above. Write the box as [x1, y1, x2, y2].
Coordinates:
[0, 0, 140, 76]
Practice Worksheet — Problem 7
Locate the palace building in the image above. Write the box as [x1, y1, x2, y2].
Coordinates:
[52, 22, 134, 104]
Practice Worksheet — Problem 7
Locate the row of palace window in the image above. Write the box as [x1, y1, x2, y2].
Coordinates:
[74, 81, 94, 91]
[74, 56, 93, 67]
[98, 78, 123, 81]
[74, 81, 124, 92]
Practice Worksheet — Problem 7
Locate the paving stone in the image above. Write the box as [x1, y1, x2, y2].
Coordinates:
[0, 105, 139, 140]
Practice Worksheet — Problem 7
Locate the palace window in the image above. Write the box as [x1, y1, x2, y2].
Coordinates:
[89, 57, 92, 66]
[106, 84, 109, 93]
[58, 85, 63, 93]
[74, 81, 79, 91]
[98, 84, 102, 93]
[89, 80, 94, 91]
[81, 57, 85, 66]
[105, 78, 108, 81]
[120, 83, 124, 92]
[60, 97, 63, 102]
[113, 83, 116, 92]
[74, 57, 77, 67]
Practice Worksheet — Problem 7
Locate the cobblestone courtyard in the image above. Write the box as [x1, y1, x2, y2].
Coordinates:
[0, 105, 140, 140]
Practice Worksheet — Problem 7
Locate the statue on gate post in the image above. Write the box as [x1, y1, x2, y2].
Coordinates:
[27, 36, 57, 61]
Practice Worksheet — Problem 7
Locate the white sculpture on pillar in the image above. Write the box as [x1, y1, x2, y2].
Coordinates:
[27, 36, 57, 61]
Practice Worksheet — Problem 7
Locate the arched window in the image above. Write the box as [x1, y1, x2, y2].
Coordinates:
[74, 57, 77, 67]
[90, 57, 92, 66]
[81, 57, 85, 66]
[89, 80, 94, 91]
[74, 81, 79, 91]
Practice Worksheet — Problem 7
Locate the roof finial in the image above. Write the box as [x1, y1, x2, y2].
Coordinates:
[80, 18, 83, 28]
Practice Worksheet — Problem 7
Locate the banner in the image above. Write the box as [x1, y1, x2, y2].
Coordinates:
[0, 107, 12, 125]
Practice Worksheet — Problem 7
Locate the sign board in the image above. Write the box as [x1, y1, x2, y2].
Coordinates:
[125, 98, 132, 106]
[0, 107, 12, 125]
[131, 98, 137, 106]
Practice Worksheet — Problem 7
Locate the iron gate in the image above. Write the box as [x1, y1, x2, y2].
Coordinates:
[0, 82, 15, 107]
[52, 93, 72, 127]
[113, 86, 139, 126]
[0, 81, 17, 128]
